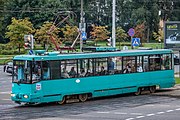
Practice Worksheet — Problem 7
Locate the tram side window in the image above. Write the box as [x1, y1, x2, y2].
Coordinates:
[162, 54, 172, 70]
[123, 56, 136, 73]
[78, 59, 87, 77]
[86, 59, 94, 77]
[50, 61, 60, 79]
[94, 58, 107, 76]
[78, 59, 94, 77]
[136, 56, 143, 72]
[107, 57, 116, 74]
[149, 54, 161, 71]
[42, 61, 50, 80]
[115, 57, 123, 74]
[143, 56, 149, 72]
[61, 60, 78, 78]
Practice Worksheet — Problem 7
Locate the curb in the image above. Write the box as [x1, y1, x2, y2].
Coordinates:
[152, 85, 180, 97]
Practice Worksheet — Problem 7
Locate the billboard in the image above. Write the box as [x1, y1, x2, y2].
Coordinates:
[164, 21, 180, 49]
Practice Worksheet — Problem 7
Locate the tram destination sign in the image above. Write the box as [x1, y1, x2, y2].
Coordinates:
[164, 21, 180, 49]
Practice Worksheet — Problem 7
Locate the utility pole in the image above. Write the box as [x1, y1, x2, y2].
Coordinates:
[112, 0, 116, 48]
[80, 0, 84, 52]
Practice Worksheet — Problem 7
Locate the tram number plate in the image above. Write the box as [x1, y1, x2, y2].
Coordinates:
[36, 83, 41, 90]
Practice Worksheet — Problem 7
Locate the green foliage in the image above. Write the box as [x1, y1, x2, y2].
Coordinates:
[0, 0, 179, 47]
[116, 27, 128, 42]
[90, 25, 110, 42]
[0, 44, 26, 55]
[35, 21, 61, 48]
[5, 17, 34, 49]
[85, 40, 95, 46]
[61, 24, 79, 43]
[175, 77, 180, 84]
[0, 0, 5, 37]
[153, 29, 164, 42]
[134, 22, 146, 45]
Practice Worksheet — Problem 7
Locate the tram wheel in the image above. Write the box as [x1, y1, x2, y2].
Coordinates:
[79, 94, 88, 102]
[58, 96, 66, 105]
[149, 86, 156, 93]
[134, 88, 141, 96]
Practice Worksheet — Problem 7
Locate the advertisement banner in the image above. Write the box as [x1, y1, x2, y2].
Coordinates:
[164, 21, 180, 49]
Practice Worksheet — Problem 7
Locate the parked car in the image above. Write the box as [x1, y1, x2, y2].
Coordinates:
[4, 61, 13, 74]
[174, 55, 180, 65]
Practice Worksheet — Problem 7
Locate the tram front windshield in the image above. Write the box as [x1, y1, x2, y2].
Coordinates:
[12, 60, 41, 84]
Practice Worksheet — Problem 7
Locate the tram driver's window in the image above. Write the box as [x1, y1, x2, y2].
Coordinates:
[42, 61, 50, 80]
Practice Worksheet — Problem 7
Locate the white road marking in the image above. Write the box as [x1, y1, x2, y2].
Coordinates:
[0, 91, 11, 94]
[157, 112, 165, 114]
[146, 114, 155, 116]
[131, 113, 142, 115]
[136, 116, 145, 119]
[175, 108, 180, 111]
[114, 112, 127, 115]
[2, 99, 11, 101]
[97, 112, 110, 114]
[96, 107, 180, 120]
[125, 118, 134, 120]
[166, 110, 174, 112]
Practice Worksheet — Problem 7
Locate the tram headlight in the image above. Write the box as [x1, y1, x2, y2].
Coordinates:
[23, 95, 28, 99]
[11, 93, 16, 97]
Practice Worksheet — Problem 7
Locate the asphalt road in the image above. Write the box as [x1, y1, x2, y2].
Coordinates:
[1, 65, 180, 120]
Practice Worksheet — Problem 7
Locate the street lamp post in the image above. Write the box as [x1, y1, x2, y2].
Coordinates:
[80, 0, 84, 52]
[112, 0, 116, 48]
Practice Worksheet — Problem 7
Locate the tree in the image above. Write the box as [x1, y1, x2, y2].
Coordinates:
[131, 0, 159, 42]
[61, 24, 79, 44]
[153, 29, 164, 42]
[90, 25, 110, 46]
[5, 17, 34, 53]
[0, 0, 6, 42]
[134, 22, 145, 46]
[35, 21, 61, 50]
[116, 27, 128, 49]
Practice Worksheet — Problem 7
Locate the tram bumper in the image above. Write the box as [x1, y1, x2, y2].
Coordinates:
[11, 93, 41, 103]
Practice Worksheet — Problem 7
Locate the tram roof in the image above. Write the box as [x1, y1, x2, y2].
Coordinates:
[13, 49, 173, 61]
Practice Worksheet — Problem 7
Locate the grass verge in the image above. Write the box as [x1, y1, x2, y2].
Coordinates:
[175, 77, 180, 84]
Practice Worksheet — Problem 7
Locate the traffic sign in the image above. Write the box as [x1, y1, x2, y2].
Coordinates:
[29, 50, 34, 55]
[81, 31, 87, 40]
[128, 28, 135, 37]
[132, 38, 140, 46]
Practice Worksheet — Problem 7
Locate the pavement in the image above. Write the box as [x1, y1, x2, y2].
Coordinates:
[153, 84, 180, 98]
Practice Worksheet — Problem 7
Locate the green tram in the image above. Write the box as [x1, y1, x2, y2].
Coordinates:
[11, 49, 175, 104]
